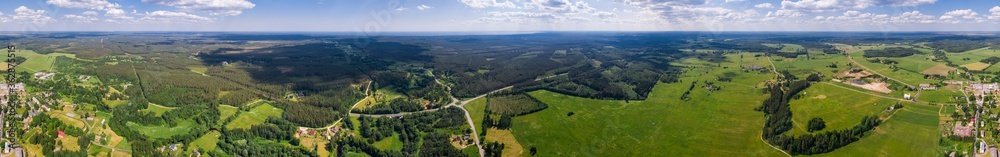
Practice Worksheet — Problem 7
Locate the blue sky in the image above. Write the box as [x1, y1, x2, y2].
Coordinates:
[0, 0, 998, 31]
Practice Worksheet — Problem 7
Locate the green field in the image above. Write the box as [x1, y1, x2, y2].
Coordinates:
[809, 104, 940, 156]
[142, 103, 176, 116]
[947, 47, 997, 66]
[127, 119, 196, 139]
[771, 52, 845, 79]
[188, 131, 221, 152]
[512, 54, 783, 156]
[225, 103, 283, 130]
[218, 105, 239, 124]
[463, 98, 487, 131]
[372, 133, 403, 151]
[918, 89, 965, 104]
[0, 50, 77, 73]
[849, 51, 940, 85]
[786, 83, 912, 135]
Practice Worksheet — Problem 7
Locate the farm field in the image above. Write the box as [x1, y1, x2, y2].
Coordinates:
[918, 89, 965, 104]
[786, 83, 912, 135]
[187, 131, 221, 152]
[0, 50, 77, 72]
[484, 128, 525, 157]
[127, 119, 197, 139]
[962, 62, 991, 71]
[463, 98, 487, 131]
[225, 103, 283, 130]
[218, 105, 239, 124]
[808, 103, 940, 156]
[512, 54, 783, 156]
[947, 47, 997, 65]
[848, 51, 940, 85]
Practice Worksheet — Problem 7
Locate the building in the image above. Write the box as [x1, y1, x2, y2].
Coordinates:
[744, 65, 765, 70]
[918, 84, 937, 90]
[904, 94, 912, 100]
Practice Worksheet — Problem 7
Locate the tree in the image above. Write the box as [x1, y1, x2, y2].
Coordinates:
[807, 118, 826, 132]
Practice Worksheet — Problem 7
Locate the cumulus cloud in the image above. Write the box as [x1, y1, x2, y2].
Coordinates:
[524, 0, 596, 13]
[478, 11, 557, 23]
[417, 5, 433, 10]
[141, 10, 214, 23]
[755, 3, 774, 9]
[940, 9, 982, 23]
[459, 0, 517, 8]
[989, 6, 1000, 20]
[64, 14, 99, 23]
[0, 12, 7, 23]
[46, 0, 121, 11]
[13, 6, 55, 24]
[813, 10, 890, 24]
[781, 0, 936, 12]
[890, 11, 935, 23]
[141, 0, 255, 16]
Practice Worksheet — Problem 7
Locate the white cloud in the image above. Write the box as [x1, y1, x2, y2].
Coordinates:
[594, 11, 616, 19]
[813, 10, 890, 24]
[755, 3, 773, 9]
[939, 9, 982, 23]
[141, 0, 255, 16]
[82, 11, 99, 16]
[459, 0, 517, 8]
[890, 11, 935, 23]
[0, 12, 7, 23]
[105, 8, 135, 22]
[989, 6, 1000, 20]
[64, 14, 98, 23]
[524, 0, 596, 13]
[141, 10, 214, 23]
[781, 0, 936, 12]
[417, 5, 433, 10]
[724, 0, 745, 2]
[479, 11, 557, 23]
[12, 6, 55, 24]
[46, 0, 121, 11]
[395, 7, 408, 12]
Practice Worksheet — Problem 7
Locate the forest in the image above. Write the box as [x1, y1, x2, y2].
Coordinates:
[862, 47, 920, 58]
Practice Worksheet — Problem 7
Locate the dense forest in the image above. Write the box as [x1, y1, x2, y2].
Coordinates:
[929, 40, 989, 52]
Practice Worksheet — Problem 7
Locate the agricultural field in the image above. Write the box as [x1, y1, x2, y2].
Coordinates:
[512, 54, 784, 156]
[947, 47, 998, 66]
[225, 103, 284, 130]
[484, 128, 525, 156]
[187, 131, 221, 152]
[786, 83, 912, 135]
[809, 104, 940, 156]
[0, 50, 77, 72]
[961, 62, 992, 71]
[848, 50, 941, 85]
[464, 98, 487, 131]
[127, 119, 197, 139]
[143, 103, 176, 116]
[486, 94, 547, 116]
[918, 89, 965, 104]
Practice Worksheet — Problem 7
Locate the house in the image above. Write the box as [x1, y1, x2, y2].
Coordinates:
[57, 130, 65, 138]
[918, 84, 937, 90]
[168, 144, 178, 151]
[904, 94, 912, 100]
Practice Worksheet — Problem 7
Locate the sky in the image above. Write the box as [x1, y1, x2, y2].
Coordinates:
[0, 0, 998, 32]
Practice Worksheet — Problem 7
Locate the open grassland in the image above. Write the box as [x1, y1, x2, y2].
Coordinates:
[142, 103, 175, 116]
[58, 135, 81, 151]
[947, 47, 997, 65]
[187, 131, 221, 152]
[218, 105, 239, 124]
[922, 64, 957, 76]
[849, 51, 939, 85]
[299, 135, 331, 157]
[918, 89, 965, 104]
[485, 128, 525, 157]
[513, 54, 783, 156]
[373, 133, 404, 151]
[962, 62, 991, 71]
[127, 120, 196, 139]
[986, 63, 1000, 73]
[464, 98, 487, 131]
[0, 50, 76, 73]
[786, 83, 912, 135]
[225, 103, 283, 130]
[187, 65, 208, 75]
[771, 52, 846, 79]
[807, 104, 940, 156]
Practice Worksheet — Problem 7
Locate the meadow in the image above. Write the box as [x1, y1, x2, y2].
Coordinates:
[786, 83, 911, 135]
[808, 103, 940, 156]
[225, 103, 283, 130]
[127, 119, 197, 139]
[511, 54, 784, 156]
[187, 131, 221, 152]
[0, 50, 77, 72]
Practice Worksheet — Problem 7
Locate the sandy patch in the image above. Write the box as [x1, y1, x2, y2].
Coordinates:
[812, 95, 827, 99]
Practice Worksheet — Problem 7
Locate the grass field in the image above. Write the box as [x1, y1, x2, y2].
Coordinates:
[808, 104, 940, 156]
[922, 64, 956, 76]
[225, 103, 283, 130]
[143, 103, 175, 116]
[127, 119, 196, 139]
[512, 53, 783, 156]
[187, 131, 221, 152]
[187, 65, 208, 75]
[947, 47, 997, 65]
[485, 128, 524, 157]
[771, 52, 845, 79]
[962, 62, 991, 71]
[218, 105, 239, 124]
[849, 50, 940, 85]
[918, 89, 965, 104]
[463, 98, 487, 132]
[786, 83, 912, 135]
[372, 133, 403, 151]
[0, 50, 76, 73]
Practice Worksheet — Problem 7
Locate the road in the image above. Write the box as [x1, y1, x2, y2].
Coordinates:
[821, 82, 926, 104]
[347, 74, 512, 157]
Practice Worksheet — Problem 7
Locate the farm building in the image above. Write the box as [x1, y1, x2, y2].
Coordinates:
[744, 65, 765, 70]
[918, 84, 937, 90]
